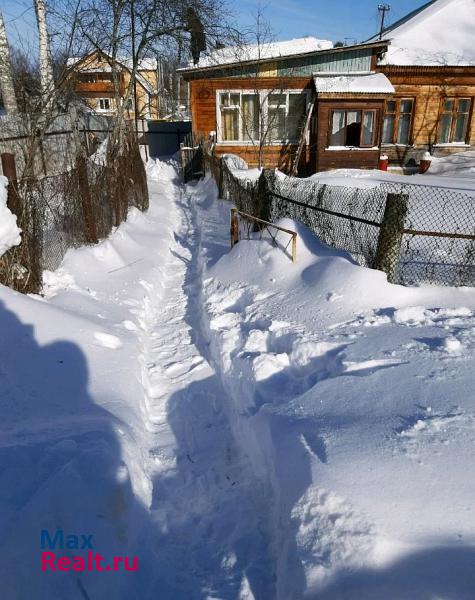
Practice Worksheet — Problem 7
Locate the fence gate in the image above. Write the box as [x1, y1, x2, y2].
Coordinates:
[180, 133, 206, 183]
[147, 120, 192, 157]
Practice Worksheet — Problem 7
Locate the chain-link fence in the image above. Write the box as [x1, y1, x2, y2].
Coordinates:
[203, 152, 475, 288]
[0, 110, 113, 178]
[0, 126, 149, 294]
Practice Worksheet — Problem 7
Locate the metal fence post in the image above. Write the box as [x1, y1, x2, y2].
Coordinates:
[230, 208, 239, 247]
[373, 192, 409, 283]
[218, 157, 225, 198]
[256, 168, 275, 223]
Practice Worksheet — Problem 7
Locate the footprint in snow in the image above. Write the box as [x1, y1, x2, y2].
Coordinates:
[93, 332, 123, 349]
[122, 319, 139, 331]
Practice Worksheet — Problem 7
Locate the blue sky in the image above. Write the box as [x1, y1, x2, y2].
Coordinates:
[1, 0, 428, 49]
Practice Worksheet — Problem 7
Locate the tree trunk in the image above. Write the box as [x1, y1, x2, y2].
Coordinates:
[0, 12, 18, 114]
[34, 0, 55, 110]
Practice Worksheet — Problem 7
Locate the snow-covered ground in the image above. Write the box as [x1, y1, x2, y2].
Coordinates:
[426, 150, 475, 180]
[1, 159, 475, 599]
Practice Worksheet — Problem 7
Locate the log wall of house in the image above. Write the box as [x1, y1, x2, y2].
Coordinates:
[69, 53, 159, 119]
[380, 66, 475, 165]
[190, 77, 313, 171]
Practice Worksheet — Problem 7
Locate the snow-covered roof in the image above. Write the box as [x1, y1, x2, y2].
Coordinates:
[313, 73, 395, 95]
[185, 37, 333, 70]
[67, 55, 157, 72]
[120, 57, 158, 71]
[369, 0, 475, 66]
[67, 54, 158, 95]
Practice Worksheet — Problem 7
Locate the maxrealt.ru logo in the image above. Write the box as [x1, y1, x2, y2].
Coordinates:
[41, 530, 138, 572]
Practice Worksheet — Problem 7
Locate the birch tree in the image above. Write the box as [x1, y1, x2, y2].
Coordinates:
[0, 12, 18, 114]
[34, 0, 56, 109]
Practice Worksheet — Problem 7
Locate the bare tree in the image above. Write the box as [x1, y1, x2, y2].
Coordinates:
[50, 0, 238, 123]
[34, 0, 56, 109]
[216, 9, 308, 170]
[0, 11, 18, 113]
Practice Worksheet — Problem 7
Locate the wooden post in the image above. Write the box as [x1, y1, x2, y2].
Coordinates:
[77, 153, 98, 243]
[292, 233, 297, 263]
[373, 192, 409, 283]
[218, 157, 225, 198]
[1, 152, 20, 216]
[256, 168, 275, 223]
[179, 142, 185, 181]
[230, 208, 239, 247]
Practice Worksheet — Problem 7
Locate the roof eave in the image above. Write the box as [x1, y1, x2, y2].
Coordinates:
[178, 40, 390, 78]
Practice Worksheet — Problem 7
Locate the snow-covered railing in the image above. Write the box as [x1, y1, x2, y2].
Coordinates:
[230, 208, 297, 262]
[203, 149, 475, 288]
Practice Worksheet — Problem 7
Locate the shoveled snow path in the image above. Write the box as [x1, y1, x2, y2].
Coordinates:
[139, 174, 275, 598]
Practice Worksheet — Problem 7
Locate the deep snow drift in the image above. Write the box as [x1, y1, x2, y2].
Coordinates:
[1, 159, 475, 599]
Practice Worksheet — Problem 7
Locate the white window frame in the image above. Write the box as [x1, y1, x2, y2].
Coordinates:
[96, 97, 113, 112]
[216, 89, 310, 145]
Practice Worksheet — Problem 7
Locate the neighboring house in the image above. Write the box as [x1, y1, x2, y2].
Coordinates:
[67, 50, 160, 120]
[179, 37, 393, 173]
[370, 0, 475, 167]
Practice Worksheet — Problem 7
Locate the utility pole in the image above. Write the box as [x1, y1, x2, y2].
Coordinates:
[378, 4, 391, 40]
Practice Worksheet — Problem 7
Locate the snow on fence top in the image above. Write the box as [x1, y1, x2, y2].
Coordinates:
[313, 73, 395, 94]
[188, 37, 334, 69]
[371, 0, 475, 66]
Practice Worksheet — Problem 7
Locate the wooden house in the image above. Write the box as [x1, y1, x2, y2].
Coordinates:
[180, 0, 474, 174]
[67, 50, 160, 120]
[370, 0, 475, 168]
[179, 38, 394, 173]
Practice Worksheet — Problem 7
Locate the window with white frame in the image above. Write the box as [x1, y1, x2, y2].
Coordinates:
[329, 109, 377, 148]
[217, 90, 308, 143]
[97, 97, 112, 111]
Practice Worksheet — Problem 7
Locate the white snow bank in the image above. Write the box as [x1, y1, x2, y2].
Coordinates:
[426, 150, 475, 179]
[222, 153, 249, 170]
[0, 175, 21, 256]
[194, 172, 475, 597]
[221, 153, 262, 183]
[280, 166, 475, 195]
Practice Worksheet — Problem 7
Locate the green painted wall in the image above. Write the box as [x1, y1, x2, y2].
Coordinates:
[185, 48, 374, 80]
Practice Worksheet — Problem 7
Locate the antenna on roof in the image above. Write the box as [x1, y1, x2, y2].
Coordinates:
[378, 4, 391, 39]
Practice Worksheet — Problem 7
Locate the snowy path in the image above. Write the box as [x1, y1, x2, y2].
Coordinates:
[2, 160, 475, 599]
[137, 174, 275, 598]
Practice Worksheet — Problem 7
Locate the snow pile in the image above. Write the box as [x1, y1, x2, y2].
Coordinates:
[0, 175, 21, 256]
[288, 166, 475, 196]
[222, 153, 249, 170]
[426, 150, 475, 179]
[2, 157, 475, 598]
[374, 0, 475, 66]
[222, 153, 262, 182]
[186, 37, 333, 69]
[194, 175, 475, 597]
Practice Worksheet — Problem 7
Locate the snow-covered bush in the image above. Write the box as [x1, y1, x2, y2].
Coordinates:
[222, 153, 249, 171]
